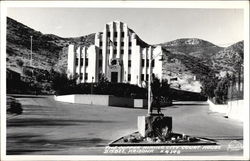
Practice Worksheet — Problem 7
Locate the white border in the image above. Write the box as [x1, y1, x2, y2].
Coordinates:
[1, 1, 249, 161]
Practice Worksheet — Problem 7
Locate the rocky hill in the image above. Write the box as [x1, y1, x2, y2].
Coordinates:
[7, 17, 95, 72]
[159, 39, 243, 92]
[6, 17, 244, 92]
[211, 41, 244, 72]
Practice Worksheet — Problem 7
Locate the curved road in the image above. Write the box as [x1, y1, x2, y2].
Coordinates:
[7, 95, 243, 155]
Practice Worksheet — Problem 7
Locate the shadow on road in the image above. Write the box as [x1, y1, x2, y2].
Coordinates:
[173, 103, 208, 106]
[7, 133, 109, 155]
[7, 118, 119, 127]
[9, 94, 47, 99]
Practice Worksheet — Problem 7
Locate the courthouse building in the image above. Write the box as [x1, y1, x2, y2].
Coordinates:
[67, 21, 163, 87]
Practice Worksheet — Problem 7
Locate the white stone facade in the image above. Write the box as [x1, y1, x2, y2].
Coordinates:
[67, 21, 163, 87]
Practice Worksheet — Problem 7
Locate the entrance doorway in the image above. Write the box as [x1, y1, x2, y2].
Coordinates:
[111, 72, 118, 83]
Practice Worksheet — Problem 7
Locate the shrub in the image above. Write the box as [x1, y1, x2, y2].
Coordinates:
[7, 96, 23, 115]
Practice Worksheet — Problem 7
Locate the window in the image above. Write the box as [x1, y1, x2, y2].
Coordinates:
[107, 32, 110, 37]
[141, 74, 144, 81]
[141, 59, 145, 67]
[152, 60, 155, 67]
[75, 58, 78, 66]
[128, 74, 131, 81]
[128, 60, 131, 67]
[114, 32, 117, 37]
[85, 73, 88, 80]
[99, 59, 102, 67]
[80, 58, 83, 66]
[85, 58, 88, 66]
[80, 73, 83, 80]
[121, 32, 124, 37]
[129, 49, 132, 55]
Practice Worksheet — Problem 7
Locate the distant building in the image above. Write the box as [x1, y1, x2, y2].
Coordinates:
[67, 21, 163, 86]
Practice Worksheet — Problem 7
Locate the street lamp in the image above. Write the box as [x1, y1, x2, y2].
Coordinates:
[91, 76, 94, 94]
[147, 49, 164, 115]
[30, 36, 33, 67]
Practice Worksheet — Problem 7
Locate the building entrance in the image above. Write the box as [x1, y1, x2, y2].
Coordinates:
[111, 72, 118, 83]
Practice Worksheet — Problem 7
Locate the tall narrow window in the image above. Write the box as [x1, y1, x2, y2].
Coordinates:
[128, 49, 132, 55]
[141, 59, 145, 67]
[85, 58, 88, 66]
[146, 59, 149, 67]
[152, 60, 155, 67]
[75, 58, 79, 66]
[80, 73, 83, 80]
[128, 60, 131, 67]
[141, 74, 144, 81]
[80, 58, 83, 66]
[128, 74, 131, 81]
[114, 32, 117, 37]
[107, 32, 110, 37]
[85, 73, 88, 80]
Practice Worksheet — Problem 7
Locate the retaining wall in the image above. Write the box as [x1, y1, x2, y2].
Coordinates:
[54, 94, 136, 107]
[227, 100, 244, 121]
[207, 99, 244, 121]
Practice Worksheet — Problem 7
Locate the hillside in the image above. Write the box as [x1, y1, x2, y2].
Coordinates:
[159, 38, 223, 65]
[7, 17, 95, 72]
[159, 39, 243, 92]
[211, 41, 244, 72]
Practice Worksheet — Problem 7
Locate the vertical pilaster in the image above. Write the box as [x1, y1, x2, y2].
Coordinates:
[67, 44, 76, 78]
[117, 22, 121, 58]
[82, 47, 86, 83]
[103, 25, 107, 75]
[109, 22, 114, 61]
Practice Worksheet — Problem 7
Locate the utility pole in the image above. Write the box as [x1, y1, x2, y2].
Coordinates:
[30, 36, 33, 67]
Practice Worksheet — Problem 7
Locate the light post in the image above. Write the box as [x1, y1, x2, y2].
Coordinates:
[30, 36, 33, 67]
[147, 50, 163, 115]
[91, 76, 94, 94]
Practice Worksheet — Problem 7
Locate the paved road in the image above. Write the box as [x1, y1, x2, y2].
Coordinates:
[7, 95, 243, 155]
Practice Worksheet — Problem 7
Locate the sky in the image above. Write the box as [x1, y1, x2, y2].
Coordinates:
[7, 8, 244, 47]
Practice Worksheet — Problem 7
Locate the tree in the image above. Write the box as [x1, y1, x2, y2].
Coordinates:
[51, 71, 77, 95]
[214, 73, 231, 104]
[150, 75, 171, 114]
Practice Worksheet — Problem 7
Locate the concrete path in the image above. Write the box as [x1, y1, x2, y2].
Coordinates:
[6, 95, 243, 155]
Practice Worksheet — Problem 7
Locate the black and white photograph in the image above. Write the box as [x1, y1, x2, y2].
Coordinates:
[1, 1, 249, 160]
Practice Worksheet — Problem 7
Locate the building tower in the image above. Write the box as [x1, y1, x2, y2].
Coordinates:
[67, 21, 163, 87]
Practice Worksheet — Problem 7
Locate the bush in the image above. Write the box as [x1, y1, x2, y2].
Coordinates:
[7, 96, 23, 115]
